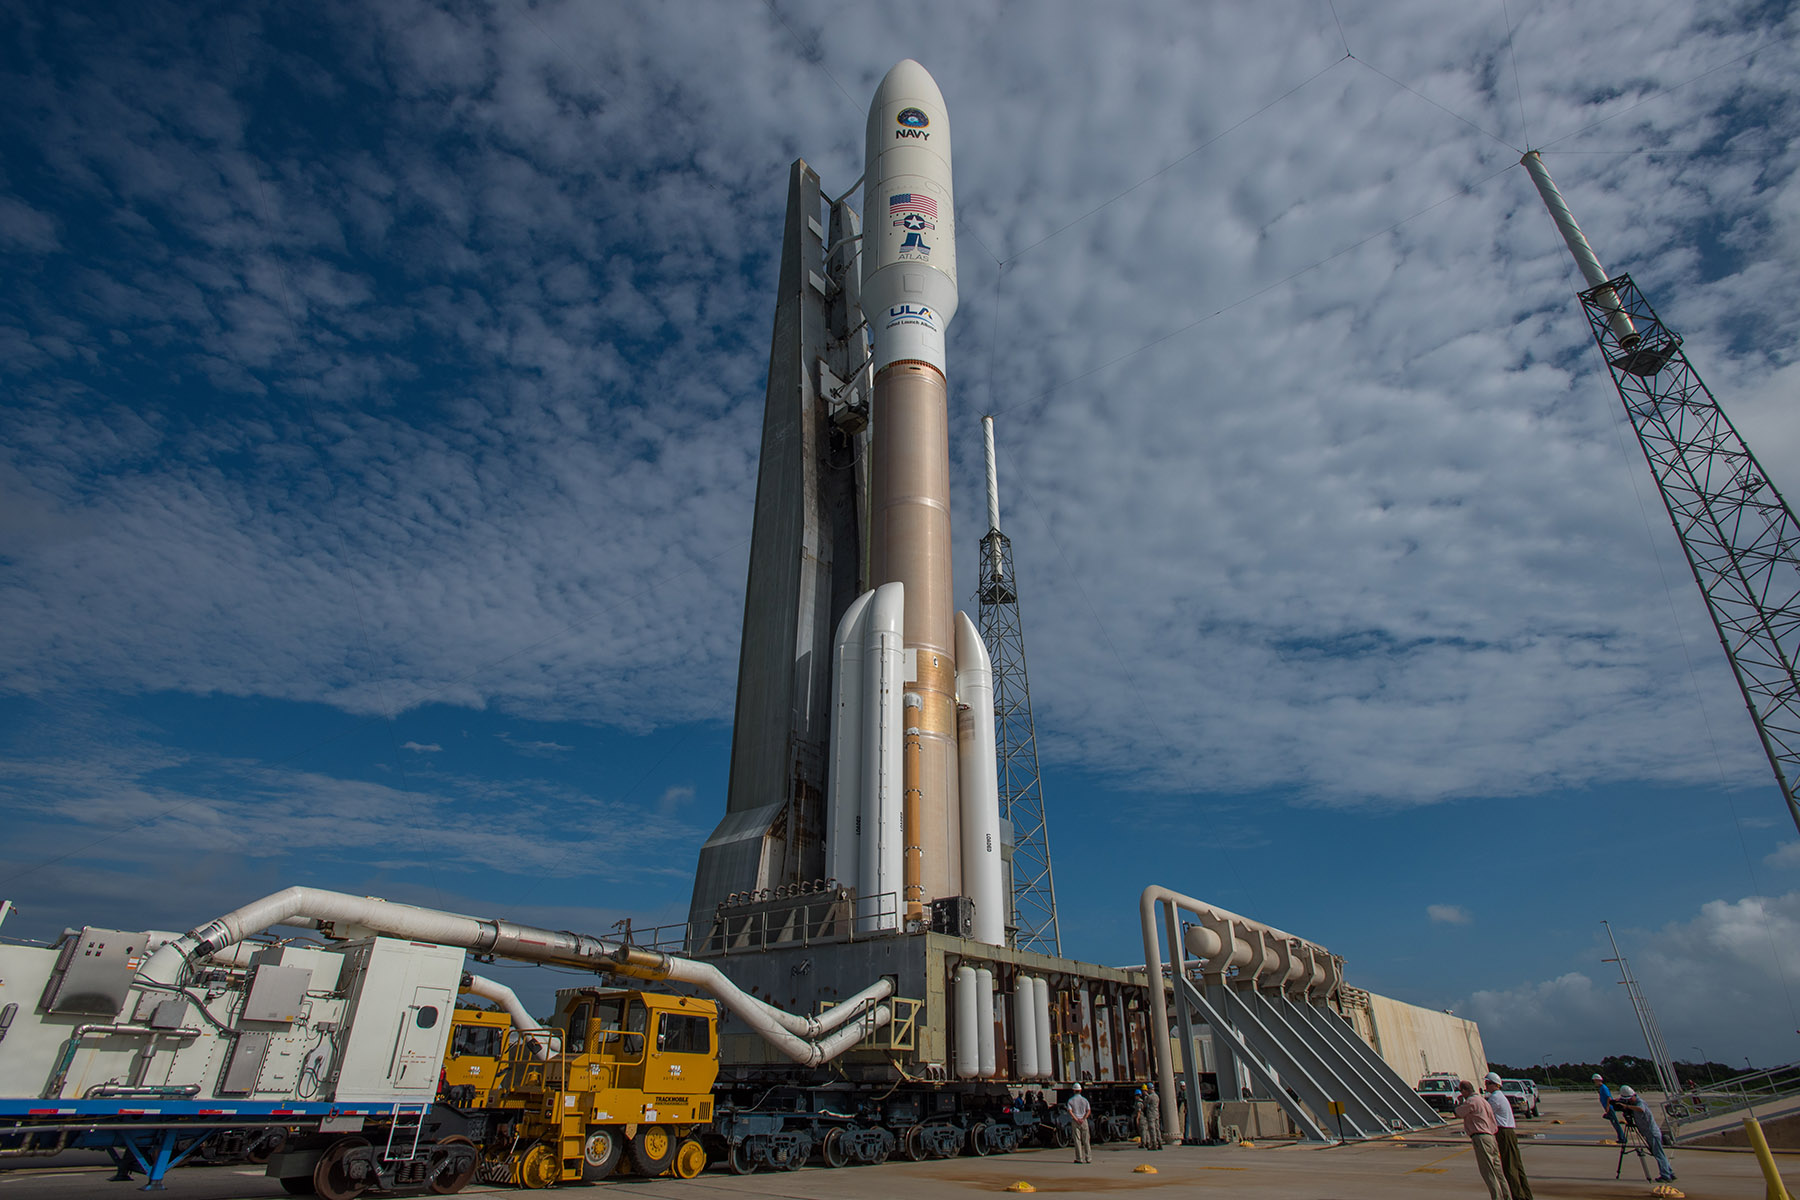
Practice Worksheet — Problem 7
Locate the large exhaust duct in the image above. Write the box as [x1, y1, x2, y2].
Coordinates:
[137, 887, 890, 1068]
[1139, 885, 1343, 1140]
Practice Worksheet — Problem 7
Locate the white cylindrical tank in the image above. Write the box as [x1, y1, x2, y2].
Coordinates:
[1032, 976, 1053, 1081]
[975, 967, 997, 1079]
[826, 591, 875, 895]
[955, 611, 1005, 945]
[954, 966, 979, 1079]
[860, 582, 906, 931]
[1013, 976, 1038, 1080]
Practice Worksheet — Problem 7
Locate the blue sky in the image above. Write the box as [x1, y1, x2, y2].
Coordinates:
[4, 0, 1800, 1066]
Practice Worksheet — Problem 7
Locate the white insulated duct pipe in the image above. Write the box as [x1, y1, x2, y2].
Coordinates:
[826, 590, 875, 896]
[954, 966, 980, 1079]
[860, 583, 906, 932]
[1139, 885, 1342, 1142]
[1032, 976, 1053, 1081]
[1012, 976, 1038, 1080]
[975, 967, 997, 1080]
[463, 973, 551, 1061]
[954, 611, 1005, 946]
[1521, 150, 1639, 346]
[136, 887, 889, 1069]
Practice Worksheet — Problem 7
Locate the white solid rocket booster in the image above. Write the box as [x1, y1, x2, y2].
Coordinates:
[822, 61, 1004, 945]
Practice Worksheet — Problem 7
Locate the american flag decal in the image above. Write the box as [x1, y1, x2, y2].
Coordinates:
[889, 193, 937, 219]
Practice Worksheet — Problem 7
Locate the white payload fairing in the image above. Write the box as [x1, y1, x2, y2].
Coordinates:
[824, 61, 1005, 945]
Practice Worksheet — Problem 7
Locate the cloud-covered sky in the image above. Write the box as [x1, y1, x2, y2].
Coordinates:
[3, 0, 1799, 1064]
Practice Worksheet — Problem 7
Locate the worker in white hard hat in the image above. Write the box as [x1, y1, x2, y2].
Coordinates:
[1483, 1072, 1533, 1200]
[1454, 1079, 1513, 1200]
[1592, 1073, 1627, 1145]
[1613, 1086, 1675, 1182]
[1065, 1083, 1092, 1163]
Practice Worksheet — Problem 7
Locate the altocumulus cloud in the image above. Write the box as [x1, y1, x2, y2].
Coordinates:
[2, 0, 1798, 814]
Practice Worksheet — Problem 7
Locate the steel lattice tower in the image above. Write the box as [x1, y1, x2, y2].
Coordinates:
[1578, 274, 1800, 836]
[976, 416, 1062, 953]
[1526, 151, 1800, 839]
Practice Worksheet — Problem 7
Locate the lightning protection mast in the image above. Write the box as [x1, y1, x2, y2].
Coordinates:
[976, 415, 1062, 954]
[1525, 151, 1800, 839]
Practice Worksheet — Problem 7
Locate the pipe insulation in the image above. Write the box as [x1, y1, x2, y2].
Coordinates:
[136, 887, 890, 1068]
[462, 973, 550, 1061]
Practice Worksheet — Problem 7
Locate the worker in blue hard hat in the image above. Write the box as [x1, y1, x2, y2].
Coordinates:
[1134, 1086, 1163, 1150]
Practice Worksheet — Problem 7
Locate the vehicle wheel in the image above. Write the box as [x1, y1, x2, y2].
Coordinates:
[968, 1122, 991, 1156]
[903, 1124, 927, 1161]
[581, 1129, 623, 1182]
[727, 1140, 758, 1175]
[518, 1143, 560, 1190]
[821, 1128, 849, 1168]
[1049, 1123, 1071, 1149]
[628, 1125, 677, 1176]
[673, 1139, 708, 1179]
[312, 1137, 370, 1200]
[428, 1136, 479, 1195]
[278, 1180, 316, 1196]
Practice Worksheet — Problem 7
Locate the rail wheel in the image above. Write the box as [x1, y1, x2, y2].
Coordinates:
[628, 1125, 676, 1176]
[968, 1122, 992, 1156]
[581, 1129, 623, 1182]
[673, 1139, 708, 1179]
[517, 1143, 559, 1190]
[312, 1137, 370, 1200]
[902, 1124, 927, 1161]
[821, 1128, 849, 1168]
[427, 1136, 479, 1195]
[727, 1140, 757, 1175]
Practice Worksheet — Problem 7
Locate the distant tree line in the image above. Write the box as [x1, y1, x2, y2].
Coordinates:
[1486, 1054, 1753, 1089]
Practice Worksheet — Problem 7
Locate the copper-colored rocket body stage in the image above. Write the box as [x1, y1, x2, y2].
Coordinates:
[871, 360, 963, 907]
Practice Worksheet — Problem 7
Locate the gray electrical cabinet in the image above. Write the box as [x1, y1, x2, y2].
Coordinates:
[39, 927, 149, 1017]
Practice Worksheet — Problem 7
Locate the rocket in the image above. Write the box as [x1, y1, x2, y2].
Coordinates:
[824, 61, 1005, 945]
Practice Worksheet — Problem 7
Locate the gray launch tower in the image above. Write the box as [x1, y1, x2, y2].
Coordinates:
[686, 161, 872, 929]
[976, 417, 1062, 954]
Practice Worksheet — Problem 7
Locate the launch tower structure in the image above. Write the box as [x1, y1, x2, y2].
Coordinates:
[1526, 151, 1800, 838]
[977, 416, 1062, 954]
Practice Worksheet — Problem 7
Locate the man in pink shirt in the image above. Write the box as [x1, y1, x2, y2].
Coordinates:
[1454, 1079, 1512, 1200]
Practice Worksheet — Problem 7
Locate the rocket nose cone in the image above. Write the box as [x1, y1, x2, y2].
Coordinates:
[874, 59, 945, 109]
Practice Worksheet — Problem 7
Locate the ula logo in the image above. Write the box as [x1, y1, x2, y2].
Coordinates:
[889, 305, 935, 321]
[896, 107, 929, 128]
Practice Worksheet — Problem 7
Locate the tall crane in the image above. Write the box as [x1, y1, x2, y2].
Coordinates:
[1525, 151, 1800, 838]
